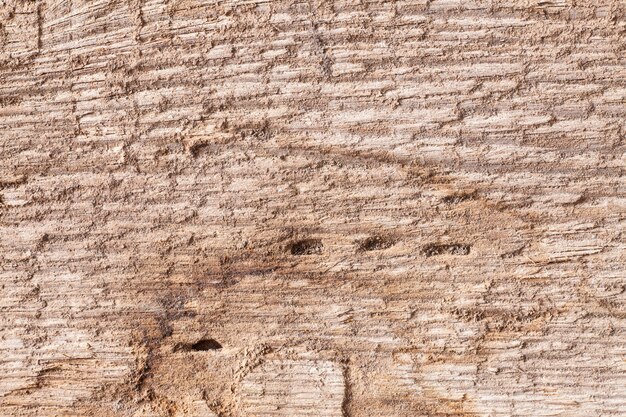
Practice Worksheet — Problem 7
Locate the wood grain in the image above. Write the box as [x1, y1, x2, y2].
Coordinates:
[0, 0, 625, 416]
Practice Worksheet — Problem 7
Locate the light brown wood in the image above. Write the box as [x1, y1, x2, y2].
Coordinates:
[1, 0, 625, 416]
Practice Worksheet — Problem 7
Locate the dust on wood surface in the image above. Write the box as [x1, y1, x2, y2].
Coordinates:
[0, 0, 625, 416]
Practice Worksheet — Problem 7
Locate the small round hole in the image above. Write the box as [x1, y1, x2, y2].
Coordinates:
[289, 239, 323, 255]
[189, 339, 222, 351]
[358, 235, 395, 252]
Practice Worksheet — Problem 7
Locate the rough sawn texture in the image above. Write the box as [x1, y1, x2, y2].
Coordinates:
[0, 0, 625, 416]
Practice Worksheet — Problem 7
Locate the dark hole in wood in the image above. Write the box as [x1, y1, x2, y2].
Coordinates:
[190, 339, 222, 351]
[189, 142, 211, 157]
[422, 243, 471, 257]
[358, 235, 395, 252]
[289, 239, 323, 255]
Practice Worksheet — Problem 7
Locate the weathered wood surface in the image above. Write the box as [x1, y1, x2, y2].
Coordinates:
[1, 0, 625, 416]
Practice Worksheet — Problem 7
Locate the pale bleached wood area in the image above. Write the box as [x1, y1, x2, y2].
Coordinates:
[1, 0, 625, 416]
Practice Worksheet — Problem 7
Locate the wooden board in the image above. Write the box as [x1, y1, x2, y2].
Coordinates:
[0, 0, 625, 416]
